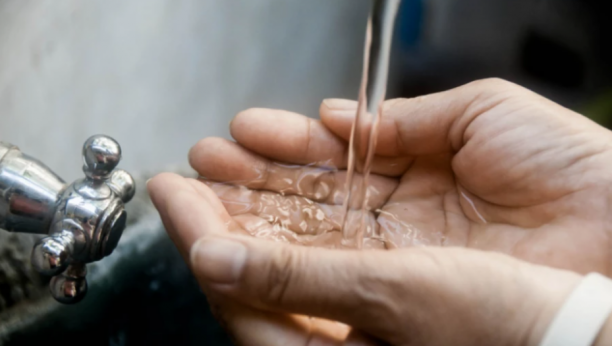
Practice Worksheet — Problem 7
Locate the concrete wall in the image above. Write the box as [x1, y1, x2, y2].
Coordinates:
[0, 0, 369, 181]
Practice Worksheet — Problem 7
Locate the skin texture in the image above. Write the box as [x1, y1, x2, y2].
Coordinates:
[148, 79, 612, 345]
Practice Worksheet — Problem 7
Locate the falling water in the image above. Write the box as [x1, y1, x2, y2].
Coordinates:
[340, 0, 401, 249]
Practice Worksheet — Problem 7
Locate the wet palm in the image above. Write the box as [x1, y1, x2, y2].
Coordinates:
[150, 79, 612, 345]
[190, 79, 612, 276]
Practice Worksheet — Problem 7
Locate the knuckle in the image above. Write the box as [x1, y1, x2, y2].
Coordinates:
[468, 77, 521, 96]
[382, 97, 407, 112]
[460, 78, 522, 119]
[350, 255, 406, 325]
[262, 245, 300, 305]
[472, 77, 510, 88]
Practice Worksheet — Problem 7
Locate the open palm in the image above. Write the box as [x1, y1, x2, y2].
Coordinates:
[190, 78, 612, 275]
[150, 79, 612, 345]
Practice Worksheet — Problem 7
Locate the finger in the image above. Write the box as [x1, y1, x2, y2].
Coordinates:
[188, 234, 423, 339]
[320, 78, 549, 156]
[184, 178, 234, 225]
[184, 178, 250, 236]
[203, 181, 381, 239]
[147, 173, 204, 259]
[220, 305, 380, 346]
[230, 108, 344, 165]
[214, 303, 355, 346]
[147, 173, 235, 257]
[189, 138, 398, 208]
[156, 186, 357, 346]
[148, 178, 378, 344]
[148, 178, 360, 345]
[190, 235, 582, 344]
[229, 108, 411, 176]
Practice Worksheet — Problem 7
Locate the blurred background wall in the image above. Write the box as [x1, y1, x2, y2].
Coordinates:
[0, 0, 370, 181]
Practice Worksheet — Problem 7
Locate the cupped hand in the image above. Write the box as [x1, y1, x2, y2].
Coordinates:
[147, 78, 612, 345]
[146, 176, 584, 345]
[189, 78, 612, 274]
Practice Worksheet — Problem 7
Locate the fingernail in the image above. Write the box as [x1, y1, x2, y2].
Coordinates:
[190, 237, 247, 284]
[323, 98, 358, 110]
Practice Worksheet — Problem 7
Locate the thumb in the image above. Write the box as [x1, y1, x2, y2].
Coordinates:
[189, 234, 408, 337]
[320, 78, 538, 156]
[189, 234, 580, 344]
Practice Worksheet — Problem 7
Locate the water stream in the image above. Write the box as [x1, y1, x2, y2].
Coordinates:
[203, 0, 405, 251]
[340, 0, 401, 249]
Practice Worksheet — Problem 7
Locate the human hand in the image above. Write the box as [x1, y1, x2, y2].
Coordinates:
[148, 78, 612, 344]
[186, 78, 612, 274]
[147, 173, 585, 345]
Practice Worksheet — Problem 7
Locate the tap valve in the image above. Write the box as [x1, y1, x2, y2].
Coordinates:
[0, 135, 135, 304]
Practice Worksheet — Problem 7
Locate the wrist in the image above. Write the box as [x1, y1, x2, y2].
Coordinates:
[594, 314, 612, 346]
[532, 272, 612, 346]
[525, 269, 582, 346]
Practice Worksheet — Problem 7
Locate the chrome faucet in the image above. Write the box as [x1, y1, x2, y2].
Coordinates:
[0, 135, 135, 304]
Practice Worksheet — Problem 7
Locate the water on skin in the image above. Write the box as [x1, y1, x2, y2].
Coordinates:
[205, 165, 446, 249]
[460, 191, 488, 224]
[339, 0, 401, 249]
[204, 1, 420, 250]
[203, 1, 486, 250]
[204, 162, 385, 250]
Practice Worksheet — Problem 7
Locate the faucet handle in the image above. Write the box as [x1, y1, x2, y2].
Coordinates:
[1, 135, 133, 304]
[31, 232, 75, 276]
[31, 225, 89, 303]
[31, 135, 134, 304]
[50, 263, 88, 304]
[82, 135, 135, 203]
[82, 135, 122, 181]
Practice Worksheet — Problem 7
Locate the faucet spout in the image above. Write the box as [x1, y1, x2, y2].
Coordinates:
[0, 143, 65, 235]
[0, 135, 135, 304]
